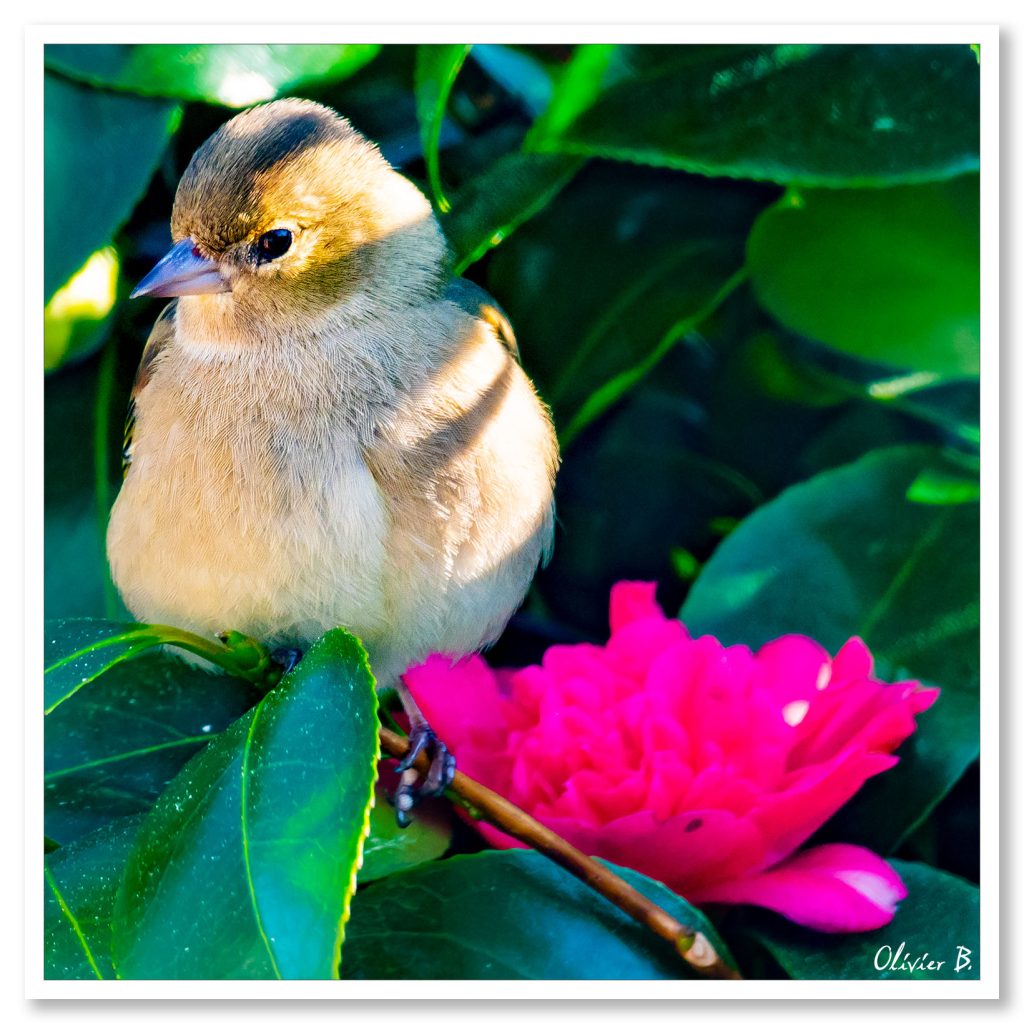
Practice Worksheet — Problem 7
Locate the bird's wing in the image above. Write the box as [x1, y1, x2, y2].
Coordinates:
[122, 300, 177, 477]
[443, 277, 520, 363]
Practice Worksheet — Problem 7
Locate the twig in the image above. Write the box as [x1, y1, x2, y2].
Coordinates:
[378, 727, 740, 980]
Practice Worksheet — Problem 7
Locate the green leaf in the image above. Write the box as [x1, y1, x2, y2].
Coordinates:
[745, 860, 979, 980]
[45, 620, 172, 714]
[45, 815, 144, 979]
[341, 849, 735, 979]
[682, 445, 979, 681]
[44, 618, 273, 715]
[112, 629, 379, 979]
[45, 44, 380, 107]
[45, 650, 259, 845]
[906, 462, 980, 505]
[358, 782, 452, 884]
[414, 44, 472, 212]
[486, 162, 771, 433]
[45, 72, 179, 301]
[681, 446, 979, 850]
[535, 44, 980, 187]
[44, 246, 120, 373]
[747, 180, 980, 377]
[526, 43, 621, 144]
[444, 151, 583, 273]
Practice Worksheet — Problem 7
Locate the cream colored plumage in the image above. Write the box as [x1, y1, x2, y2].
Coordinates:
[106, 99, 558, 804]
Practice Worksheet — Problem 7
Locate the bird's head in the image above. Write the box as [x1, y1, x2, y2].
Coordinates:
[132, 98, 447, 340]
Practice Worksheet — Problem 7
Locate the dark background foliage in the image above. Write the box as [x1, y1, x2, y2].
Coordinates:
[43, 42, 981, 981]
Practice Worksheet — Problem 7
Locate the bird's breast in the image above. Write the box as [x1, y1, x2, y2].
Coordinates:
[106, 351, 392, 647]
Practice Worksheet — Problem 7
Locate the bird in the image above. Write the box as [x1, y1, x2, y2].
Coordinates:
[106, 98, 559, 821]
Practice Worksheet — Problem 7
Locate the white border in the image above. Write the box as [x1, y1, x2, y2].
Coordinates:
[23, 22, 1000, 1003]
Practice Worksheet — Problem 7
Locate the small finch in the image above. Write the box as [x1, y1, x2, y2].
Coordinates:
[106, 98, 559, 819]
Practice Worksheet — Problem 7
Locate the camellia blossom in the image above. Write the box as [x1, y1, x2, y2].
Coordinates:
[404, 582, 939, 933]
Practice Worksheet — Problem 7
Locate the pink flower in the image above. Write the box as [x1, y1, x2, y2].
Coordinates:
[404, 582, 939, 933]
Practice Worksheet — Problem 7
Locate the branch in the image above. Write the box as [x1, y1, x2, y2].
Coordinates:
[378, 727, 740, 980]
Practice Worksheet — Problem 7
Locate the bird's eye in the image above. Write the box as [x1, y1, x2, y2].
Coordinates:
[255, 229, 293, 263]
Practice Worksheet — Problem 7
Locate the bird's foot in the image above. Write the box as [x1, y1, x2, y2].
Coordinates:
[392, 723, 457, 828]
[270, 647, 303, 675]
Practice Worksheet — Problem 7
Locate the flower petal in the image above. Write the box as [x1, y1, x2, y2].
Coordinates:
[609, 581, 669, 632]
[752, 748, 898, 862]
[831, 636, 874, 682]
[693, 843, 908, 932]
[755, 634, 832, 704]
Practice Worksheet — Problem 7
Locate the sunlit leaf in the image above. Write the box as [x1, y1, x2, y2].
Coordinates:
[112, 629, 379, 979]
[907, 464, 980, 505]
[46, 44, 380, 107]
[748, 180, 980, 377]
[44, 247, 120, 372]
[526, 43, 622, 144]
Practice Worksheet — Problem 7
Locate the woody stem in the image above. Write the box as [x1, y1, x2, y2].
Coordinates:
[378, 727, 740, 980]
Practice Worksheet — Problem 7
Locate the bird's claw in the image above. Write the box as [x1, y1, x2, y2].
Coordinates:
[393, 724, 456, 828]
[269, 647, 303, 675]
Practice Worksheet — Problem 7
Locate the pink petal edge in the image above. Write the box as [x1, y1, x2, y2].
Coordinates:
[609, 581, 667, 633]
[692, 843, 908, 933]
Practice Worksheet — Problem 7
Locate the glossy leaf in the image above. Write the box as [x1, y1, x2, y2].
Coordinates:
[45, 620, 171, 714]
[45, 816, 144, 979]
[682, 446, 979, 850]
[358, 782, 452, 884]
[45, 618, 273, 715]
[45, 650, 259, 845]
[341, 849, 735, 979]
[748, 180, 980, 377]
[535, 44, 980, 187]
[46, 44, 380, 107]
[746, 860, 980, 980]
[444, 151, 583, 273]
[44, 72, 178, 301]
[112, 629, 379, 979]
[415, 44, 472, 212]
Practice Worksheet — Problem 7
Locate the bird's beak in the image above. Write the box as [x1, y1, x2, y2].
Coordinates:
[130, 239, 231, 299]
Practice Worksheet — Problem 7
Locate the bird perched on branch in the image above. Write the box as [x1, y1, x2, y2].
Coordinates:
[106, 98, 559, 821]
